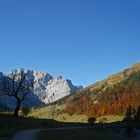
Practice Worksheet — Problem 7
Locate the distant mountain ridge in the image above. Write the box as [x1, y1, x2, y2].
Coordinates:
[0, 69, 82, 110]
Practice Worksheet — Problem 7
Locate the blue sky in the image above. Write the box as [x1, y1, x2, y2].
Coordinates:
[0, 0, 140, 86]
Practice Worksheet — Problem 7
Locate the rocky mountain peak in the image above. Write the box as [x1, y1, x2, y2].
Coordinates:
[0, 68, 82, 109]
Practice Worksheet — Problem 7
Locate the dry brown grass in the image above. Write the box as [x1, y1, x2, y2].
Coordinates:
[30, 106, 124, 123]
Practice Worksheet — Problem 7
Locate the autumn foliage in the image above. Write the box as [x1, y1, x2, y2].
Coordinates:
[65, 71, 140, 118]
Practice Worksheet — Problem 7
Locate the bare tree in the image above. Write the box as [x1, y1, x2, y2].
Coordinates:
[3, 69, 34, 117]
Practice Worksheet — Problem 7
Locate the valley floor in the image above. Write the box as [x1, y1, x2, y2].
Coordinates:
[0, 113, 140, 140]
[37, 127, 125, 140]
[11, 126, 140, 140]
[11, 129, 42, 140]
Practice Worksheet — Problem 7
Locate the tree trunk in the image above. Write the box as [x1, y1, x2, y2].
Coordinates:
[13, 99, 21, 117]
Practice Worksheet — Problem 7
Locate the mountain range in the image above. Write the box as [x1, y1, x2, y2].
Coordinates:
[0, 69, 82, 110]
[1, 62, 140, 118]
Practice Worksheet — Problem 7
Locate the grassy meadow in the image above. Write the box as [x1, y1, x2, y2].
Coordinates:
[29, 105, 124, 123]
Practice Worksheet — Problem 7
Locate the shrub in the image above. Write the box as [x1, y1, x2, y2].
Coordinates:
[87, 117, 96, 126]
[21, 107, 31, 117]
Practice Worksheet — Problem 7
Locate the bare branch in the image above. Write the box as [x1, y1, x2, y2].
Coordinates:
[2, 69, 34, 116]
[12, 71, 16, 93]
[15, 71, 27, 96]
[21, 80, 34, 101]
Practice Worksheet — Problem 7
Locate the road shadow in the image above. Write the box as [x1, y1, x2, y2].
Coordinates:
[0, 113, 140, 140]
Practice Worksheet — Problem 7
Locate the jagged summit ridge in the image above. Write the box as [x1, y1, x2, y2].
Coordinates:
[0, 68, 82, 109]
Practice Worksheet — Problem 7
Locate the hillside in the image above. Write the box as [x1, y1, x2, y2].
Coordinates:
[89, 62, 140, 90]
[64, 62, 140, 117]
[31, 62, 140, 122]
